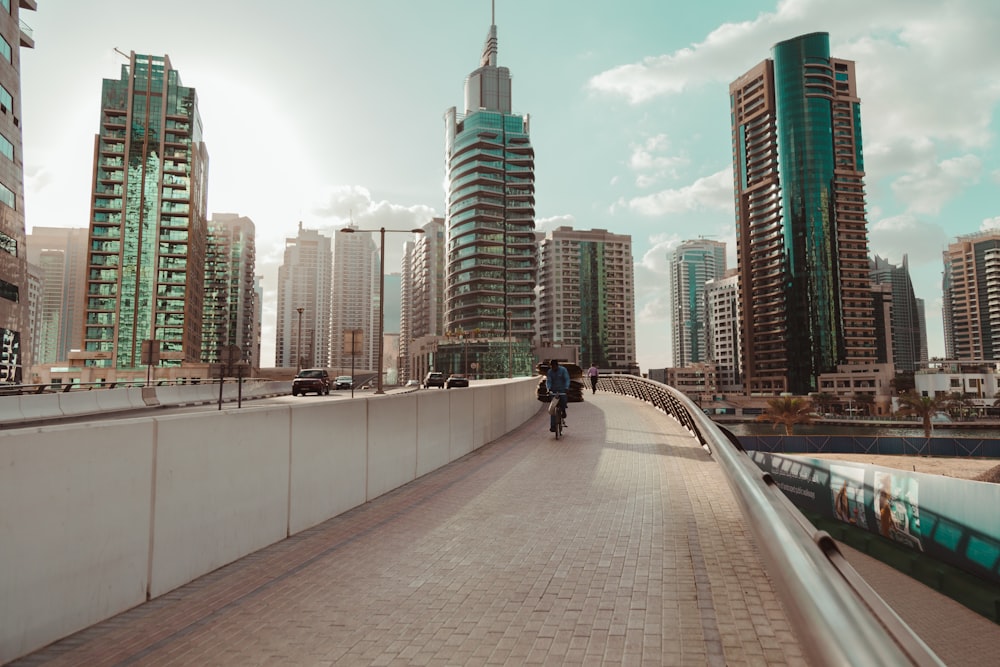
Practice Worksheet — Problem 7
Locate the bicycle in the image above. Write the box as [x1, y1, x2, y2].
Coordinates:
[548, 391, 567, 439]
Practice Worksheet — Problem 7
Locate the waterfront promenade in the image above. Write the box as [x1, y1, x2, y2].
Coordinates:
[8, 392, 999, 666]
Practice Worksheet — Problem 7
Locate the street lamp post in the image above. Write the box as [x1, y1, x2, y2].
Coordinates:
[340, 225, 425, 394]
[296, 307, 304, 371]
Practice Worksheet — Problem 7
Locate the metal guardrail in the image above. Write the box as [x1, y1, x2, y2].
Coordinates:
[600, 374, 945, 667]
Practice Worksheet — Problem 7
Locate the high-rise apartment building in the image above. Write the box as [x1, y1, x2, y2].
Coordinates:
[870, 254, 925, 372]
[0, 1, 36, 382]
[730, 32, 876, 395]
[275, 223, 331, 369]
[444, 14, 536, 343]
[670, 239, 726, 367]
[330, 226, 376, 372]
[202, 213, 257, 370]
[25, 227, 88, 365]
[400, 217, 446, 382]
[79, 52, 208, 372]
[705, 270, 742, 393]
[942, 230, 1000, 361]
[537, 226, 636, 371]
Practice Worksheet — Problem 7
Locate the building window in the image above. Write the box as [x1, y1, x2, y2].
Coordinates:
[0, 277, 17, 302]
[0, 132, 12, 161]
[0, 35, 9, 64]
[0, 85, 10, 114]
[0, 230, 14, 256]
[0, 0, 8, 13]
[0, 181, 12, 209]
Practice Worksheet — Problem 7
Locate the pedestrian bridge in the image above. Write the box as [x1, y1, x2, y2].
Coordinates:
[2, 377, 995, 665]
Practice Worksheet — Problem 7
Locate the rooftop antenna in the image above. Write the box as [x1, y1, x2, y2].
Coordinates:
[492, 0, 495, 25]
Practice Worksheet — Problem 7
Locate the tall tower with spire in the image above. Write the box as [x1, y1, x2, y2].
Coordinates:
[443, 6, 536, 344]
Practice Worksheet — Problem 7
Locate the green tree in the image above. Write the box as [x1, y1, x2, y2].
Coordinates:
[897, 392, 944, 438]
[756, 396, 814, 436]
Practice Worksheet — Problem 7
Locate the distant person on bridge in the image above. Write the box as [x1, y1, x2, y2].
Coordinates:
[587, 363, 599, 394]
[545, 359, 570, 432]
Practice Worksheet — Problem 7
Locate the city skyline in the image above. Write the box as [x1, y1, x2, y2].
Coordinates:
[19, 1, 1000, 371]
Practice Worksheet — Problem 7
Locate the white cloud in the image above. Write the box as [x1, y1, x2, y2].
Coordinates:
[628, 134, 688, 188]
[535, 214, 576, 233]
[889, 155, 982, 216]
[640, 234, 682, 274]
[981, 216, 1000, 231]
[868, 214, 950, 265]
[624, 169, 732, 217]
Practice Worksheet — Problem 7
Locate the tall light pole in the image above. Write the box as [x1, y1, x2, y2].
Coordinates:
[340, 225, 425, 394]
[296, 307, 304, 371]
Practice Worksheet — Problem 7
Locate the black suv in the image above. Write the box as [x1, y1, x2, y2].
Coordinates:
[423, 371, 445, 389]
[292, 368, 331, 396]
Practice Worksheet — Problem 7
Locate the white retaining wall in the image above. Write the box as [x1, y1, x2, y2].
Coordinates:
[0, 377, 540, 663]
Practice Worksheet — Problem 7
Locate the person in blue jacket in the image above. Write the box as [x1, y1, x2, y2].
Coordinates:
[545, 359, 570, 432]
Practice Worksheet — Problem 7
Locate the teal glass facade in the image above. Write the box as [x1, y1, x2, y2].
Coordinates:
[444, 21, 536, 343]
[83, 53, 208, 370]
[732, 33, 875, 395]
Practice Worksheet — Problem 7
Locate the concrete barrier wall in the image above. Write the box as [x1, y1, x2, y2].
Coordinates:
[288, 401, 369, 535]
[149, 407, 293, 598]
[0, 377, 539, 663]
[0, 421, 156, 663]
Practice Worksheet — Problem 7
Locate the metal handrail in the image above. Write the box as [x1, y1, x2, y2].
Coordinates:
[601, 374, 944, 667]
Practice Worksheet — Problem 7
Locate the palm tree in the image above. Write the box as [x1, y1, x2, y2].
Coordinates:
[756, 396, 814, 436]
[897, 392, 943, 438]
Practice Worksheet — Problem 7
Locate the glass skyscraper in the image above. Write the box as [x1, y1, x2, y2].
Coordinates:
[81, 52, 208, 372]
[730, 32, 876, 395]
[443, 16, 535, 342]
[670, 239, 726, 367]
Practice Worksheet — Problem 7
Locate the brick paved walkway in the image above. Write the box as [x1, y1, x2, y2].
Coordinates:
[10, 393, 811, 666]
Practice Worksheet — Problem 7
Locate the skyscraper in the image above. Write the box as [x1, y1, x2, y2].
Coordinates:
[330, 226, 376, 372]
[275, 223, 331, 369]
[537, 227, 637, 372]
[730, 32, 876, 395]
[705, 270, 742, 393]
[942, 230, 1000, 361]
[444, 11, 535, 344]
[202, 213, 257, 370]
[870, 254, 925, 372]
[0, 1, 36, 382]
[80, 52, 208, 373]
[670, 239, 726, 367]
[400, 217, 446, 382]
[25, 227, 88, 365]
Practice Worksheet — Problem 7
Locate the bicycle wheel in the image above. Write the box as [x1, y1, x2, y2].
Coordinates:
[554, 415, 562, 439]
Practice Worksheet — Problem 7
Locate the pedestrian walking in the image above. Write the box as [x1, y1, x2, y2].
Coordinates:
[587, 363, 599, 394]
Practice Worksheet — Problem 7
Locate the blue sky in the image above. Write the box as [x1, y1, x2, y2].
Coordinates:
[20, 0, 1000, 371]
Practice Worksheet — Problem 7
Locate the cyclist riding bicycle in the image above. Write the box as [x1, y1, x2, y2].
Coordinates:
[545, 359, 570, 433]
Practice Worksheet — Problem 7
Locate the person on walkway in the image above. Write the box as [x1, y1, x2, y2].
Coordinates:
[587, 363, 599, 394]
[545, 359, 570, 432]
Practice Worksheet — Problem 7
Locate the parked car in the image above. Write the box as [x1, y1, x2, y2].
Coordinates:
[446, 374, 469, 388]
[292, 368, 330, 396]
[423, 371, 445, 389]
[335, 375, 353, 390]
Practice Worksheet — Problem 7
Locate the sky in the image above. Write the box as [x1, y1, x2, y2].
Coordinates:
[19, 0, 1000, 371]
